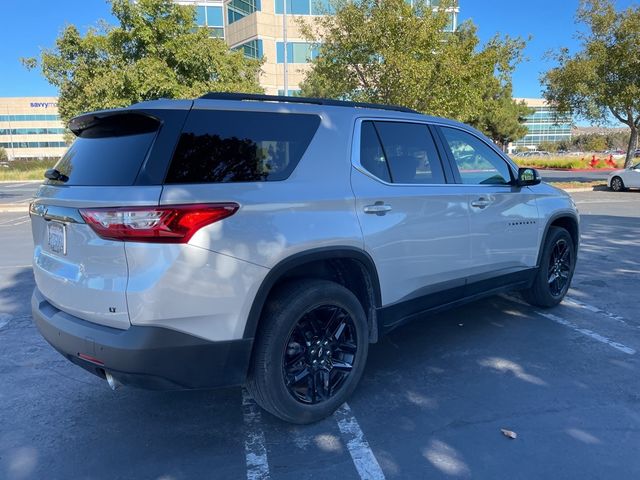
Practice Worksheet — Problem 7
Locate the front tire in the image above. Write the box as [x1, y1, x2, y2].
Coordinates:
[523, 226, 576, 308]
[246, 279, 369, 424]
[610, 176, 625, 192]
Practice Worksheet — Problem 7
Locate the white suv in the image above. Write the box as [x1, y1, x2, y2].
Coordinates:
[30, 93, 579, 424]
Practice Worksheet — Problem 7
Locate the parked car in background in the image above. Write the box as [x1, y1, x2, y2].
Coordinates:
[29, 94, 580, 424]
[514, 151, 552, 158]
[609, 162, 640, 191]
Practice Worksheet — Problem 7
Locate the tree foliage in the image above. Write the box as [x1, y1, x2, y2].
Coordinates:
[298, 0, 528, 145]
[536, 130, 631, 153]
[23, 0, 263, 123]
[542, 0, 640, 167]
[471, 86, 531, 150]
[0, 146, 8, 162]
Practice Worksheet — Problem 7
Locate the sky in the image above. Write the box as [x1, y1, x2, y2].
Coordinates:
[0, 0, 636, 99]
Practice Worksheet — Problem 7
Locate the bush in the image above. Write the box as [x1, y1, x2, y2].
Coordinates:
[510, 155, 625, 169]
[0, 158, 58, 181]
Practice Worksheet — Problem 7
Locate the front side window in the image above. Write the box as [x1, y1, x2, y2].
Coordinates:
[358, 121, 446, 185]
[165, 110, 320, 184]
[440, 127, 513, 185]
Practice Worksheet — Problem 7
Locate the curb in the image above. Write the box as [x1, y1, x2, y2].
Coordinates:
[561, 188, 601, 193]
[528, 167, 618, 172]
[0, 180, 42, 184]
[0, 205, 29, 213]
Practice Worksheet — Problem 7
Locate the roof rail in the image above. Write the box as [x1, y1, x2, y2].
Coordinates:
[198, 92, 418, 114]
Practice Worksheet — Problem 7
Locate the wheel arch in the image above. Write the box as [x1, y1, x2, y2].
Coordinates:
[243, 247, 382, 343]
[537, 213, 580, 266]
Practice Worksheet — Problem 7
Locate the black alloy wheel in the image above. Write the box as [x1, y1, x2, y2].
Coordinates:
[547, 238, 572, 297]
[283, 305, 357, 404]
[246, 279, 368, 424]
[522, 226, 576, 308]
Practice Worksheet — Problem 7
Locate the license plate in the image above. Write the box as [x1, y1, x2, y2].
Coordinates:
[47, 222, 66, 255]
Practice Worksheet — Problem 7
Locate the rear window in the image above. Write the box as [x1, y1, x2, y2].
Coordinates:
[165, 110, 321, 184]
[50, 113, 159, 186]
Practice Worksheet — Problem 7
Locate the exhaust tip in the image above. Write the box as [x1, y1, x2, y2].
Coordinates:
[105, 372, 122, 391]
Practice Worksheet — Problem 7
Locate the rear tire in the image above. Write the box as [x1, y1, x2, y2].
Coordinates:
[246, 279, 369, 424]
[522, 226, 575, 308]
[610, 176, 625, 192]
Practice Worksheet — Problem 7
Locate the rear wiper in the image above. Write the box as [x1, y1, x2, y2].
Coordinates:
[44, 169, 69, 183]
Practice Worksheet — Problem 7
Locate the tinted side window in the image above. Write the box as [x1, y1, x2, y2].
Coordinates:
[359, 121, 392, 183]
[374, 122, 445, 185]
[440, 127, 512, 185]
[165, 110, 320, 184]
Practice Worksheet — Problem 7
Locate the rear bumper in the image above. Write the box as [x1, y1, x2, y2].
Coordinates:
[31, 288, 253, 390]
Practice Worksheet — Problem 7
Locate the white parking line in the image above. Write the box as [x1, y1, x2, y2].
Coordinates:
[242, 389, 270, 480]
[0, 215, 28, 226]
[563, 296, 631, 326]
[502, 295, 636, 355]
[335, 403, 386, 480]
[535, 311, 636, 355]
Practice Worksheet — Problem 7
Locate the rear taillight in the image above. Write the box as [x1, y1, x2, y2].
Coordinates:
[79, 203, 239, 243]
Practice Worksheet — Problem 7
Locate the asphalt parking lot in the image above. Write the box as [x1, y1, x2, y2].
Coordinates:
[1, 187, 639, 479]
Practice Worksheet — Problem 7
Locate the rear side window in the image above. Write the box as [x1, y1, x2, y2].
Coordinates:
[359, 121, 445, 185]
[360, 121, 391, 183]
[165, 110, 321, 184]
[50, 113, 159, 186]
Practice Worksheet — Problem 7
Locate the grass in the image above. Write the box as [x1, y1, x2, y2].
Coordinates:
[511, 155, 624, 170]
[0, 159, 58, 182]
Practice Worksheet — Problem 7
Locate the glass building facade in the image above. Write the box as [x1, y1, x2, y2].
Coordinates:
[175, 1, 225, 38]
[175, 0, 459, 94]
[0, 98, 67, 160]
[512, 98, 572, 149]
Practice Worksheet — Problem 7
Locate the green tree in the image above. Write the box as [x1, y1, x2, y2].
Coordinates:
[472, 87, 531, 150]
[0, 146, 8, 162]
[572, 133, 613, 152]
[542, 0, 640, 168]
[538, 141, 559, 153]
[584, 134, 607, 152]
[298, 0, 528, 143]
[23, 0, 263, 123]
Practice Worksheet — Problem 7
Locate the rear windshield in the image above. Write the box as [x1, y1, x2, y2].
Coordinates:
[165, 109, 321, 184]
[48, 113, 159, 186]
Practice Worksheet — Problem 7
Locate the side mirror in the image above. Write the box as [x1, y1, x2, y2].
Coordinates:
[517, 167, 541, 187]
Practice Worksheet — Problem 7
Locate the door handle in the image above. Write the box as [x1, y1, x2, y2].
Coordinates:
[363, 203, 392, 215]
[470, 197, 491, 209]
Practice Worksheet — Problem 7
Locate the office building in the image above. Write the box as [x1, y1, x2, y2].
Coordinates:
[181, 0, 459, 94]
[0, 97, 67, 160]
[512, 98, 572, 150]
